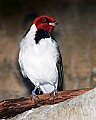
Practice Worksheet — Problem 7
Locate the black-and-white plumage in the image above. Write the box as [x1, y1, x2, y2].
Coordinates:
[18, 16, 64, 94]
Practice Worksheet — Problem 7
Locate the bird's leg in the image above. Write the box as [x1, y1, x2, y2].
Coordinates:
[50, 87, 58, 97]
[30, 84, 40, 103]
[31, 85, 38, 95]
[50, 83, 58, 101]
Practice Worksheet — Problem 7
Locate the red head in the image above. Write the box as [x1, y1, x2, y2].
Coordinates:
[33, 15, 58, 33]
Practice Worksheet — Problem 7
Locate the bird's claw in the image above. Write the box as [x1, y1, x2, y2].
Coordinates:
[30, 90, 40, 104]
[49, 90, 58, 102]
[50, 89, 58, 97]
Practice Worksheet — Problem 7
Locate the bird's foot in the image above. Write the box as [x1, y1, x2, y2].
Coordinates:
[49, 89, 58, 102]
[50, 89, 58, 96]
[30, 90, 40, 104]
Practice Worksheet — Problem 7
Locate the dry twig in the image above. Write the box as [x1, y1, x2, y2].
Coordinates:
[0, 88, 92, 119]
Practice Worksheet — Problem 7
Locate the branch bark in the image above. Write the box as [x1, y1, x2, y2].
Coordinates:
[0, 88, 92, 119]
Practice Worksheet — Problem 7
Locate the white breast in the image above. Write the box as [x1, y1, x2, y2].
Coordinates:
[19, 24, 59, 93]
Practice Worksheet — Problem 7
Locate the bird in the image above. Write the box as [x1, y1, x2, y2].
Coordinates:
[18, 15, 64, 96]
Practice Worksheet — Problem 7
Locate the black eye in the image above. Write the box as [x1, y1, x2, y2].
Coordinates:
[42, 18, 46, 23]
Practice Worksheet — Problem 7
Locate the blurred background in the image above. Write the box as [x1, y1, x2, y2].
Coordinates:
[0, 0, 96, 99]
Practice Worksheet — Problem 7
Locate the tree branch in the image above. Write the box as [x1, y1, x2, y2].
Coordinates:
[0, 88, 92, 119]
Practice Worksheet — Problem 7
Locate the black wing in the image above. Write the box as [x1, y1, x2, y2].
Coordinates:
[56, 46, 64, 91]
[52, 36, 64, 91]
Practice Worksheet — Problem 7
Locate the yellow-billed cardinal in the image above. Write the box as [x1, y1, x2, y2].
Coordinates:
[18, 15, 64, 96]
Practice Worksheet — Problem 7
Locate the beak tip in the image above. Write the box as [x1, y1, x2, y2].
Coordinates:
[54, 21, 58, 25]
[55, 22, 58, 25]
[49, 21, 58, 26]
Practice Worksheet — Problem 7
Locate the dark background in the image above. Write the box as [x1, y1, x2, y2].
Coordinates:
[0, 0, 96, 99]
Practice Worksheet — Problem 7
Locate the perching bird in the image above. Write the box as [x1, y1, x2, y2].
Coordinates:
[18, 15, 64, 96]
